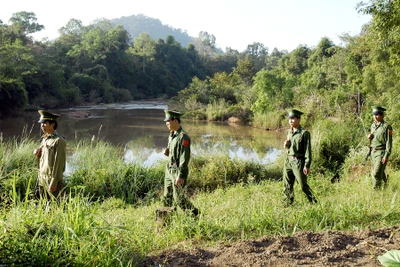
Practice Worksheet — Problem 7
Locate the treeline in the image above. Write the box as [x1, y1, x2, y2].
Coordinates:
[168, 1, 400, 133]
[166, 0, 400, 177]
[0, 11, 264, 116]
[2, 2, 400, 134]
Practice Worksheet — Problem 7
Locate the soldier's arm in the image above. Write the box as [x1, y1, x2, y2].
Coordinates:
[177, 135, 190, 180]
[383, 125, 393, 162]
[49, 138, 66, 192]
[303, 131, 312, 170]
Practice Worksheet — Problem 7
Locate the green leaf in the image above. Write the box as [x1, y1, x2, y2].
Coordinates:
[378, 250, 400, 267]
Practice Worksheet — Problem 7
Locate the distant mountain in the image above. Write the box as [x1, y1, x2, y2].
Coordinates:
[111, 14, 194, 47]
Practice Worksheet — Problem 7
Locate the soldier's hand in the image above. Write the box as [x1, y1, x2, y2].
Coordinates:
[303, 168, 310, 175]
[367, 133, 374, 140]
[33, 147, 42, 158]
[284, 140, 291, 149]
[49, 185, 57, 193]
[382, 157, 388, 164]
[175, 177, 184, 186]
[163, 147, 169, 156]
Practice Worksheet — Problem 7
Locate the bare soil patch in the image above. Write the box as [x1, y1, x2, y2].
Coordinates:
[140, 226, 400, 266]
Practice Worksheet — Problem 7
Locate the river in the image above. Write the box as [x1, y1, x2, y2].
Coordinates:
[0, 101, 284, 167]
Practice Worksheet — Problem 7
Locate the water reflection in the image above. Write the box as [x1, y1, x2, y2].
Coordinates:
[0, 102, 284, 166]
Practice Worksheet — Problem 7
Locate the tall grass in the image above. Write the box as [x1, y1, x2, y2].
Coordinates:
[252, 111, 284, 130]
[67, 138, 165, 205]
[0, 136, 37, 203]
[1, 170, 399, 266]
[1, 126, 399, 266]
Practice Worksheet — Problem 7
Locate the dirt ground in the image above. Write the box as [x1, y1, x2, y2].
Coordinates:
[140, 226, 400, 266]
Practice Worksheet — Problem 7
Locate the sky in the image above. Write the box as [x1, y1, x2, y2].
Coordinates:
[0, 0, 371, 52]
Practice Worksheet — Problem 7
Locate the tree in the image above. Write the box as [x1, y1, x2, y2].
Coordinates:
[280, 45, 310, 76]
[358, 0, 400, 65]
[128, 33, 156, 72]
[58, 19, 84, 36]
[244, 42, 268, 72]
[9, 11, 44, 35]
[0, 78, 27, 116]
[265, 48, 287, 71]
[251, 69, 289, 114]
[232, 56, 257, 86]
[0, 38, 32, 114]
[193, 31, 218, 58]
[308, 37, 335, 67]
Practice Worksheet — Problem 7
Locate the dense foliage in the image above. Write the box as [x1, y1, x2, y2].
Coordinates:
[0, 4, 398, 126]
[0, 13, 228, 116]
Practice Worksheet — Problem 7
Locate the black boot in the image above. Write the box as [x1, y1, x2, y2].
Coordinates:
[308, 197, 318, 204]
[284, 197, 294, 207]
[192, 207, 200, 218]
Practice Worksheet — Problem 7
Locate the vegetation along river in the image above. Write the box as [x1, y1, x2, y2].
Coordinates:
[0, 101, 284, 171]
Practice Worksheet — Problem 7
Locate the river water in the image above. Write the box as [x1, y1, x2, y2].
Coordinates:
[0, 101, 284, 167]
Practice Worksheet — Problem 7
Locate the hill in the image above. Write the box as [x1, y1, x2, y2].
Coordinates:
[111, 14, 194, 47]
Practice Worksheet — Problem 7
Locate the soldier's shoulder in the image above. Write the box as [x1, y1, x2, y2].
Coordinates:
[181, 131, 190, 139]
[301, 128, 309, 133]
[385, 122, 392, 128]
[53, 132, 65, 139]
[301, 128, 311, 137]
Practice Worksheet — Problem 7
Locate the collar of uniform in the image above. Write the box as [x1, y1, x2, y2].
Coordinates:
[44, 131, 59, 139]
[291, 126, 303, 134]
[174, 127, 183, 135]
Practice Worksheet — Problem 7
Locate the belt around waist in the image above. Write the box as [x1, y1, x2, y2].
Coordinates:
[373, 147, 386, 151]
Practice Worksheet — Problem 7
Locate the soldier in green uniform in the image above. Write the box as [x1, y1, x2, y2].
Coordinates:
[367, 106, 393, 189]
[161, 110, 199, 217]
[33, 110, 66, 199]
[283, 109, 317, 206]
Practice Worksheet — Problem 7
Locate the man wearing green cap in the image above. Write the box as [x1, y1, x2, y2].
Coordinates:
[33, 110, 66, 199]
[367, 105, 392, 189]
[159, 110, 199, 219]
[283, 109, 317, 206]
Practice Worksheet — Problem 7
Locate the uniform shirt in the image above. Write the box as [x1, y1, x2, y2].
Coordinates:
[286, 126, 312, 169]
[39, 131, 66, 188]
[168, 127, 191, 179]
[370, 120, 393, 159]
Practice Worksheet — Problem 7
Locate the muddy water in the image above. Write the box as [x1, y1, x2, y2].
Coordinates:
[0, 101, 284, 167]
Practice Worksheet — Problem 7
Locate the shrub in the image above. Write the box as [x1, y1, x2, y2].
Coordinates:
[312, 116, 363, 179]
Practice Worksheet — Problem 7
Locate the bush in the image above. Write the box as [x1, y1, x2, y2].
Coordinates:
[252, 111, 284, 130]
[66, 139, 164, 204]
[312, 116, 363, 179]
[188, 155, 279, 192]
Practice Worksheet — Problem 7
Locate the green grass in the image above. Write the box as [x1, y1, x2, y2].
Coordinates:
[0, 136, 399, 266]
[1, 172, 399, 266]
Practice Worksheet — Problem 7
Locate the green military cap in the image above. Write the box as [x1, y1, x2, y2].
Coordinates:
[38, 110, 60, 123]
[164, 110, 183, 121]
[288, 109, 304, 118]
[371, 105, 386, 115]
